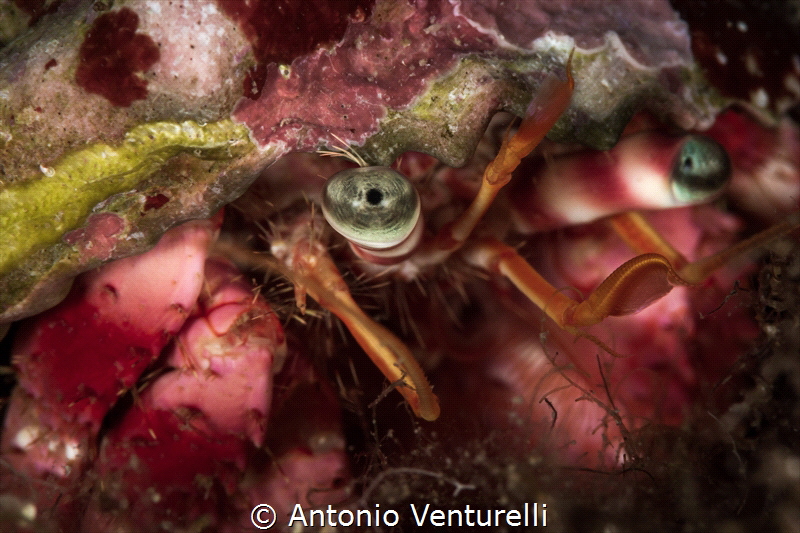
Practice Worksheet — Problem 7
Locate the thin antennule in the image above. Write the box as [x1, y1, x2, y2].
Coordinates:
[318, 133, 368, 168]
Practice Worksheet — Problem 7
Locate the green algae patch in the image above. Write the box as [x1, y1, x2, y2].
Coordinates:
[0, 120, 253, 276]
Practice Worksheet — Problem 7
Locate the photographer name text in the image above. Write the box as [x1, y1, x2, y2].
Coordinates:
[286, 502, 547, 528]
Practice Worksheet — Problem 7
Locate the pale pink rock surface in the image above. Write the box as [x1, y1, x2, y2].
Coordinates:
[1, 219, 217, 529]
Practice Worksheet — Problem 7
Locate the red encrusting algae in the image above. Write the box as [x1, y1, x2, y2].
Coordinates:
[75, 7, 160, 107]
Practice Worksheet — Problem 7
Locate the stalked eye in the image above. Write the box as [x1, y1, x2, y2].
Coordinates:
[322, 166, 421, 250]
[670, 135, 731, 203]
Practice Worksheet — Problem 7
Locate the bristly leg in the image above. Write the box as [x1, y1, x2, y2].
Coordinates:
[215, 218, 441, 422]
[465, 212, 799, 334]
[432, 50, 575, 256]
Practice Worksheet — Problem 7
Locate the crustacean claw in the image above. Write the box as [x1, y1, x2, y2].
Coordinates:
[216, 222, 441, 421]
[433, 50, 575, 255]
[287, 48, 796, 420]
[308, 54, 576, 419]
[465, 212, 799, 331]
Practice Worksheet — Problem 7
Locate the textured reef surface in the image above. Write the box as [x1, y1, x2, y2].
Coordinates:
[1, 0, 799, 531]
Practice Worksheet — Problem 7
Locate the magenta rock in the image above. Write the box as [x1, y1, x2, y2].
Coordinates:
[83, 257, 288, 530]
[79, 255, 348, 531]
[1, 219, 217, 528]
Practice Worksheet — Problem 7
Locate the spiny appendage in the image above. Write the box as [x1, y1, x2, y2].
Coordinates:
[317, 134, 368, 168]
[467, 211, 799, 334]
[677, 214, 800, 284]
[216, 234, 441, 421]
[437, 51, 575, 253]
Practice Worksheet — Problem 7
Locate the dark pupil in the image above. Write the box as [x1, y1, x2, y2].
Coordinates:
[682, 156, 694, 172]
[366, 188, 383, 205]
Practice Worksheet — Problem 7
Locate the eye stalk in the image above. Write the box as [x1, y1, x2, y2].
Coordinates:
[322, 166, 423, 263]
[670, 135, 731, 203]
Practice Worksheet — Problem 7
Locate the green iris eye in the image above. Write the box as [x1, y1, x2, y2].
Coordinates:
[671, 135, 731, 203]
[322, 167, 421, 250]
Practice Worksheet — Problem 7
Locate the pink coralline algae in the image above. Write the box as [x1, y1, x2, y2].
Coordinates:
[83, 258, 287, 530]
[217, 0, 374, 99]
[1, 220, 348, 530]
[61, 213, 126, 265]
[232, 0, 712, 160]
[1, 220, 216, 528]
[231, 1, 495, 151]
